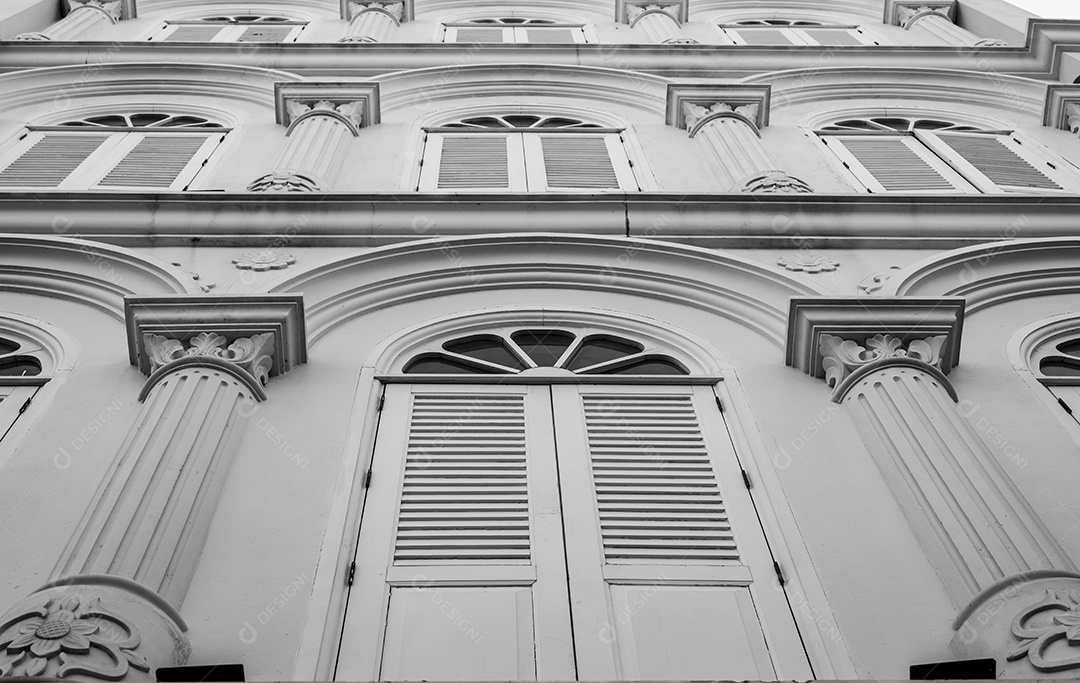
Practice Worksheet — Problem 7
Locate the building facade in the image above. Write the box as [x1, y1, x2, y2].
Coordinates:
[1, 0, 1080, 679]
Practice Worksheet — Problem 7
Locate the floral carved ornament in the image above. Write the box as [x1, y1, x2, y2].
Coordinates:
[1008, 589, 1080, 672]
[819, 333, 946, 387]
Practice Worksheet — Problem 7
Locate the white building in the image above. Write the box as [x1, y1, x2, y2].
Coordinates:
[1, 0, 1080, 679]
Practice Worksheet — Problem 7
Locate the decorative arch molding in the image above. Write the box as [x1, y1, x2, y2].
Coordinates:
[267, 234, 827, 346]
[1010, 312, 1080, 382]
[881, 238, 1080, 314]
[745, 67, 1048, 118]
[0, 236, 197, 320]
[377, 64, 670, 120]
[696, 0, 880, 22]
[0, 63, 302, 114]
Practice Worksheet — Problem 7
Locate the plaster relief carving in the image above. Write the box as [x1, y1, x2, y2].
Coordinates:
[67, 0, 123, 20]
[898, 5, 949, 28]
[682, 101, 760, 131]
[144, 332, 275, 386]
[285, 99, 364, 129]
[348, 1, 404, 21]
[739, 170, 813, 194]
[1008, 589, 1080, 672]
[247, 170, 325, 193]
[627, 4, 681, 22]
[777, 254, 838, 273]
[13, 32, 51, 40]
[1065, 104, 1080, 135]
[819, 333, 946, 388]
[232, 251, 297, 271]
[857, 266, 902, 296]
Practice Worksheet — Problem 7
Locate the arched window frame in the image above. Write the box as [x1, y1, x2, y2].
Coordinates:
[150, 14, 308, 42]
[716, 18, 876, 46]
[0, 317, 66, 454]
[0, 111, 230, 191]
[416, 112, 641, 193]
[813, 114, 1080, 194]
[440, 16, 595, 43]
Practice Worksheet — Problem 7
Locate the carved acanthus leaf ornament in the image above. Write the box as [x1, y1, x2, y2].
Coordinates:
[819, 333, 946, 388]
[286, 99, 364, 129]
[349, 1, 404, 21]
[68, 0, 123, 20]
[144, 332, 275, 385]
[1008, 589, 1080, 672]
[627, 4, 681, 22]
[682, 101, 760, 131]
[0, 594, 150, 680]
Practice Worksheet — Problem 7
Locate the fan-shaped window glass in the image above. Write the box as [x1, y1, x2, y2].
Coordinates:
[0, 338, 40, 377]
[816, 116, 1080, 195]
[403, 329, 688, 375]
[0, 111, 229, 191]
[0, 335, 49, 443]
[154, 15, 306, 42]
[419, 113, 639, 192]
[443, 17, 589, 43]
[718, 19, 876, 45]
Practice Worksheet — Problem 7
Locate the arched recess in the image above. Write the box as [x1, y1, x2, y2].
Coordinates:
[0, 235, 198, 320]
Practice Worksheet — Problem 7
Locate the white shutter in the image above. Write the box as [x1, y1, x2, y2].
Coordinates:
[444, 26, 512, 43]
[524, 134, 637, 192]
[0, 132, 111, 188]
[93, 134, 221, 190]
[419, 134, 527, 191]
[518, 27, 584, 43]
[800, 27, 873, 45]
[725, 28, 801, 45]
[926, 131, 1072, 193]
[236, 25, 299, 42]
[159, 24, 225, 41]
[822, 134, 979, 193]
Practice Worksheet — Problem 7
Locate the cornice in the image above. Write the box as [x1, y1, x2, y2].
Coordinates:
[1, 194, 1080, 249]
[1043, 84, 1080, 132]
[124, 295, 307, 377]
[785, 296, 966, 383]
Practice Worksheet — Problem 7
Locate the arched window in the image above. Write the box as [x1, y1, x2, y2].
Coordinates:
[417, 113, 640, 192]
[152, 14, 307, 42]
[816, 115, 1080, 194]
[0, 333, 46, 444]
[718, 18, 876, 45]
[336, 322, 811, 680]
[1034, 334, 1080, 426]
[0, 111, 228, 191]
[442, 16, 590, 43]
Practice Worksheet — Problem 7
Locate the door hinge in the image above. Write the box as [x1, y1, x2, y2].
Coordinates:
[1059, 397, 1073, 415]
[377, 395, 385, 412]
[715, 396, 724, 413]
[364, 470, 373, 488]
[741, 469, 752, 490]
[18, 397, 32, 414]
[347, 561, 356, 586]
[773, 561, 786, 587]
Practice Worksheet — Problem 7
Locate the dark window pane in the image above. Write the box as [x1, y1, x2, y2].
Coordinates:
[502, 115, 543, 128]
[403, 355, 498, 374]
[871, 118, 912, 131]
[1041, 358, 1080, 377]
[0, 339, 19, 355]
[567, 336, 644, 371]
[511, 330, 575, 367]
[1056, 340, 1080, 357]
[0, 356, 41, 377]
[85, 115, 128, 127]
[443, 336, 526, 370]
[131, 113, 170, 127]
[600, 357, 688, 375]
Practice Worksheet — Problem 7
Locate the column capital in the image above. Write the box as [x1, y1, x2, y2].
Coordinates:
[345, 1, 403, 23]
[275, 82, 381, 137]
[666, 84, 770, 132]
[785, 297, 965, 395]
[617, 0, 688, 25]
[1043, 84, 1080, 135]
[883, 0, 953, 27]
[124, 295, 307, 380]
[66, 0, 136, 21]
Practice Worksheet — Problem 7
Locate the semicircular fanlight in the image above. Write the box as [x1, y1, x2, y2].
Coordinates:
[403, 328, 688, 376]
[818, 116, 986, 133]
[0, 338, 41, 377]
[57, 112, 224, 129]
[439, 114, 604, 130]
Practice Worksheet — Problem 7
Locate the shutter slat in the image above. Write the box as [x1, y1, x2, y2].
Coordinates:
[585, 395, 740, 564]
[236, 25, 295, 42]
[451, 27, 506, 43]
[524, 28, 577, 43]
[436, 136, 510, 189]
[936, 133, 1063, 190]
[162, 25, 223, 41]
[836, 137, 957, 191]
[0, 134, 109, 187]
[97, 135, 208, 188]
[541, 136, 621, 189]
[394, 394, 531, 564]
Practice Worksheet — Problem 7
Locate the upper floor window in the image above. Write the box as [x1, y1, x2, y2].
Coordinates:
[817, 116, 1080, 194]
[442, 17, 590, 43]
[0, 112, 228, 191]
[0, 334, 45, 444]
[151, 15, 307, 42]
[417, 113, 639, 192]
[718, 19, 876, 45]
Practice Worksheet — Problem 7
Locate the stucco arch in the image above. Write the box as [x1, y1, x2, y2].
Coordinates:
[0, 235, 197, 319]
[268, 234, 828, 346]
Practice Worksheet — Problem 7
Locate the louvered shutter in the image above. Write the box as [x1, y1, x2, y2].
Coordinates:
[552, 384, 811, 680]
[926, 132, 1070, 193]
[802, 28, 868, 45]
[419, 134, 527, 191]
[728, 28, 800, 45]
[0, 133, 110, 188]
[93, 134, 220, 190]
[337, 385, 575, 681]
[822, 134, 979, 193]
[524, 134, 637, 191]
[446, 27, 510, 43]
[160, 25, 224, 41]
[520, 27, 581, 43]
[236, 25, 297, 42]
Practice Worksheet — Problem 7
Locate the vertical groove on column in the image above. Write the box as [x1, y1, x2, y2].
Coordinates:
[637, 13, 681, 43]
[54, 367, 258, 609]
[344, 11, 396, 41]
[697, 119, 775, 188]
[909, 14, 980, 46]
[46, 7, 112, 40]
[278, 116, 353, 186]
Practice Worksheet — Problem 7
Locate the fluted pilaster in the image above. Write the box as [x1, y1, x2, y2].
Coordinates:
[899, 6, 1007, 46]
[15, 1, 119, 41]
[341, 2, 402, 42]
[627, 5, 687, 44]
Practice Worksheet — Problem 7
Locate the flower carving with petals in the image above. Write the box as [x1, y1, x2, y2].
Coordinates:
[232, 251, 296, 272]
[1008, 589, 1080, 672]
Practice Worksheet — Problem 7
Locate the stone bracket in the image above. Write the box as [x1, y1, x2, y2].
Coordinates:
[1043, 84, 1080, 133]
[666, 84, 770, 130]
[124, 294, 307, 378]
[275, 81, 381, 134]
[785, 296, 965, 381]
[616, 0, 688, 25]
[883, 0, 954, 26]
[342, 0, 411, 21]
